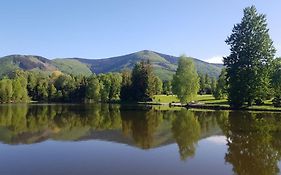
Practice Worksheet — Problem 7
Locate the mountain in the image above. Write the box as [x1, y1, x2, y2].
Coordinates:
[0, 50, 223, 80]
[0, 55, 57, 76]
[72, 50, 223, 80]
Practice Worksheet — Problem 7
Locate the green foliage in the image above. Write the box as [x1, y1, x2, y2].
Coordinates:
[131, 61, 151, 101]
[48, 84, 57, 101]
[153, 76, 163, 95]
[162, 80, 172, 95]
[108, 73, 122, 100]
[172, 56, 200, 103]
[213, 69, 227, 100]
[12, 78, 29, 102]
[199, 73, 214, 94]
[86, 75, 100, 102]
[224, 112, 281, 175]
[129, 61, 160, 101]
[98, 73, 122, 102]
[271, 58, 281, 107]
[0, 79, 13, 102]
[172, 109, 201, 160]
[210, 77, 216, 94]
[224, 6, 276, 108]
[120, 70, 132, 101]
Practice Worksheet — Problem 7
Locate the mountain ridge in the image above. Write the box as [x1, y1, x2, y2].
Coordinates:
[0, 50, 223, 80]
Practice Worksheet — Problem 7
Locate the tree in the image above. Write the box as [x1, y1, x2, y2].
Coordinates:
[48, 84, 57, 101]
[224, 6, 276, 108]
[12, 79, 24, 102]
[271, 58, 281, 107]
[210, 77, 216, 94]
[163, 80, 172, 95]
[153, 76, 163, 95]
[172, 56, 199, 103]
[36, 79, 48, 101]
[120, 70, 132, 101]
[98, 73, 122, 102]
[109, 73, 122, 100]
[98, 74, 112, 101]
[199, 74, 206, 94]
[213, 69, 227, 100]
[86, 75, 100, 102]
[0, 79, 13, 103]
[204, 74, 211, 94]
[131, 60, 157, 101]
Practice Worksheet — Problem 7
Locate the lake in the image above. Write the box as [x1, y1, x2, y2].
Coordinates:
[0, 104, 281, 175]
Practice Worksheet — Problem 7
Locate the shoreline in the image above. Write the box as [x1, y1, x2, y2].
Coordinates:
[1, 101, 281, 112]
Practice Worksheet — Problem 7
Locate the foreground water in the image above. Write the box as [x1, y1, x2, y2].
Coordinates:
[0, 104, 281, 175]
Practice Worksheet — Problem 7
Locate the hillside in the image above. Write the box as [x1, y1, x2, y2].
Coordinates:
[0, 55, 57, 76]
[73, 50, 223, 80]
[0, 50, 223, 80]
[52, 59, 92, 76]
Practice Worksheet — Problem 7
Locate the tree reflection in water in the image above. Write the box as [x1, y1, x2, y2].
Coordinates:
[1, 104, 281, 173]
[223, 112, 281, 175]
[172, 109, 200, 160]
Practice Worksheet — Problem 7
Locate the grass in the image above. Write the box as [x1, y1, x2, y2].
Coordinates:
[153, 94, 281, 112]
[153, 95, 179, 103]
[153, 94, 228, 104]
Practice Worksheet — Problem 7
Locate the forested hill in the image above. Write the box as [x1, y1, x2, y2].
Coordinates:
[0, 50, 223, 80]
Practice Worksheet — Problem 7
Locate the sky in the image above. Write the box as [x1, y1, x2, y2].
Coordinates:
[0, 0, 280, 63]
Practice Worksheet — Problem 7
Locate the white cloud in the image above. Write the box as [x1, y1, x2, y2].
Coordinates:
[205, 56, 224, 64]
[205, 135, 227, 145]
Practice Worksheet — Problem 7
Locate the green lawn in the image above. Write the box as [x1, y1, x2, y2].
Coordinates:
[153, 94, 281, 111]
[153, 94, 228, 104]
[153, 95, 179, 103]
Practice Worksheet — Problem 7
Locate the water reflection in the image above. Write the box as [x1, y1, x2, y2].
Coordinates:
[224, 112, 281, 175]
[0, 104, 281, 174]
[172, 110, 200, 160]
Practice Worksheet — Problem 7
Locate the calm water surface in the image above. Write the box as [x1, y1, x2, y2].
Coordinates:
[0, 104, 281, 175]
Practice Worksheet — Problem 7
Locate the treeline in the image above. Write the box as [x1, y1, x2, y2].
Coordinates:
[0, 61, 163, 103]
[0, 58, 219, 104]
[0, 70, 123, 103]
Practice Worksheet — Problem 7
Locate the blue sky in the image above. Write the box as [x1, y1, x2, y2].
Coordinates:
[0, 0, 280, 63]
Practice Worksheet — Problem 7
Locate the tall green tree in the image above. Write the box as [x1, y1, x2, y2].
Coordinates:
[199, 74, 205, 94]
[271, 58, 281, 107]
[210, 77, 216, 94]
[172, 56, 199, 103]
[131, 60, 157, 101]
[0, 79, 13, 103]
[162, 80, 172, 95]
[153, 76, 163, 95]
[108, 73, 122, 100]
[86, 75, 100, 102]
[120, 70, 132, 101]
[98, 74, 112, 101]
[12, 79, 23, 102]
[48, 84, 57, 101]
[224, 6, 276, 108]
[213, 69, 227, 100]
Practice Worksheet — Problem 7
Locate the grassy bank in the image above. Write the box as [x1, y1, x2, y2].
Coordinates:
[153, 94, 281, 112]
